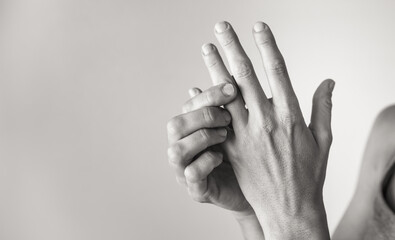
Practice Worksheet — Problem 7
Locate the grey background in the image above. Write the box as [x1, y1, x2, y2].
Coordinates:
[1, 0, 395, 239]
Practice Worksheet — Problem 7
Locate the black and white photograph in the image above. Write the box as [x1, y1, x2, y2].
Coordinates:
[1, 1, 395, 239]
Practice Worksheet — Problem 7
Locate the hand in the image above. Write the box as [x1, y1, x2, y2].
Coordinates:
[202, 21, 335, 239]
[167, 83, 253, 214]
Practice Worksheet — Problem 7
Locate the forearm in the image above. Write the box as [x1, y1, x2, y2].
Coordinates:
[232, 211, 265, 240]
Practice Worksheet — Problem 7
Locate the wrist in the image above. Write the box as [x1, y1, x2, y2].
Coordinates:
[253, 202, 329, 240]
[231, 207, 257, 222]
[231, 209, 265, 240]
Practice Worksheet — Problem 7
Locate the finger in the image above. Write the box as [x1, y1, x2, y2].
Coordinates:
[309, 79, 335, 149]
[201, 43, 248, 127]
[185, 151, 223, 202]
[214, 21, 269, 114]
[253, 22, 298, 111]
[188, 88, 202, 98]
[168, 128, 227, 182]
[183, 83, 237, 113]
[167, 106, 231, 143]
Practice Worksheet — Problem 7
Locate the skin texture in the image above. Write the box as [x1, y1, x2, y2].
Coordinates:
[168, 83, 265, 239]
[333, 105, 395, 240]
[187, 87, 265, 240]
[167, 83, 253, 213]
[168, 21, 335, 239]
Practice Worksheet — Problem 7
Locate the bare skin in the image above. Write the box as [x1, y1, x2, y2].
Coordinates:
[167, 83, 265, 240]
[167, 21, 395, 240]
[167, 21, 335, 240]
[333, 105, 395, 240]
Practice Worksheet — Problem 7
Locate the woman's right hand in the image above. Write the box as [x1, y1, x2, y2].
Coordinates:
[167, 83, 253, 214]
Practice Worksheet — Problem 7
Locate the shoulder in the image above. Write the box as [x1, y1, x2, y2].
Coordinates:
[359, 105, 395, 184]
[373, 105, 395, 132]
[369, 105, 395, 149]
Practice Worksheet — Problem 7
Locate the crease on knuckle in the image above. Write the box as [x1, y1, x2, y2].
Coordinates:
[260, 120, 275, 134]
[313, 91, 332, 109]
[199, 129, 210, 146]
[189, 187, 210, 203]
[279, 112, 298, 127]
[268, 59, 287, 75]
[202, 107, 214, 124]
[233, 61, 253, 79]
[325, 97, 333, 108]
[222, 37, 235, 47]
[206, 60, 218, 68]
[257, 37, 273, 47]
[204, 91, 214, 105]
[205, 151, 217, 162]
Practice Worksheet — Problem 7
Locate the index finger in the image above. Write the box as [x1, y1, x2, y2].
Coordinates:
[182, 83, 237, 113]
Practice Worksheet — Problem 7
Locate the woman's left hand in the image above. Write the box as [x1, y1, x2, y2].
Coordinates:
[202, 21, 335, 240]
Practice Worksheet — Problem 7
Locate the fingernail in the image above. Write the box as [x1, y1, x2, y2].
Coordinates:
[224, 111, 231, 122]
[253, 22, 266, 32]
[188, 88, 198, 98]
[217, 128, 227, 137]
[201, 43, 215, 56]
[329, 80, 336, 92]
[215, 21, 229, 33]
[222, 83, 234, 96]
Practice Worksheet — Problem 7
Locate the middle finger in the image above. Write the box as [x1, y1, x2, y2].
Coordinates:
[214, 21, 270, 115]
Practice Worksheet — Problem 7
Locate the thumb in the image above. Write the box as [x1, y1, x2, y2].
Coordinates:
[309, 79, 335, 149]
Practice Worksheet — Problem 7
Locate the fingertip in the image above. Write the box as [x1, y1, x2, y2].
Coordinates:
[215, 21, 230, 34]
[201, 43, 216, 56]
[188, 87, 202, 98]
[315, 79, 334, 97]
[328, 79, 336, 92]
[253, 21, 268, 33]
[222, 83, 235, 97]
[216, 128, 228, 138]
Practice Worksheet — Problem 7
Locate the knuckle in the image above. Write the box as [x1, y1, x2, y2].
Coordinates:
[278, 111, 299, 127]
[193, 195, 208, 203]
[167, 144, 183, 165]
[205, 58, 218, 68]
[268, 59, 287, 75]
[202, 107, 215, 124]
[167, 116, 184, 135]
[184, 167, 201, 183]
[204, 151, 217, 161]
[321, 131, 333, 146]
[256, 37, 273, 47]
[313, 91, 332, 107]
[198, 129, 211, 142]
[189, 190, 209, 203]
[233, 61, 253, 79]
[325, 96, 333, 108]
[259, 120, 275, 134]
[204, 90, 215, 105]
[182, 101, 192, 113]
[221, 36, 236, 47]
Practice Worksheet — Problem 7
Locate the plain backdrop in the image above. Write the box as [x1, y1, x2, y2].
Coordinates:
[1, 0, 395, 239]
